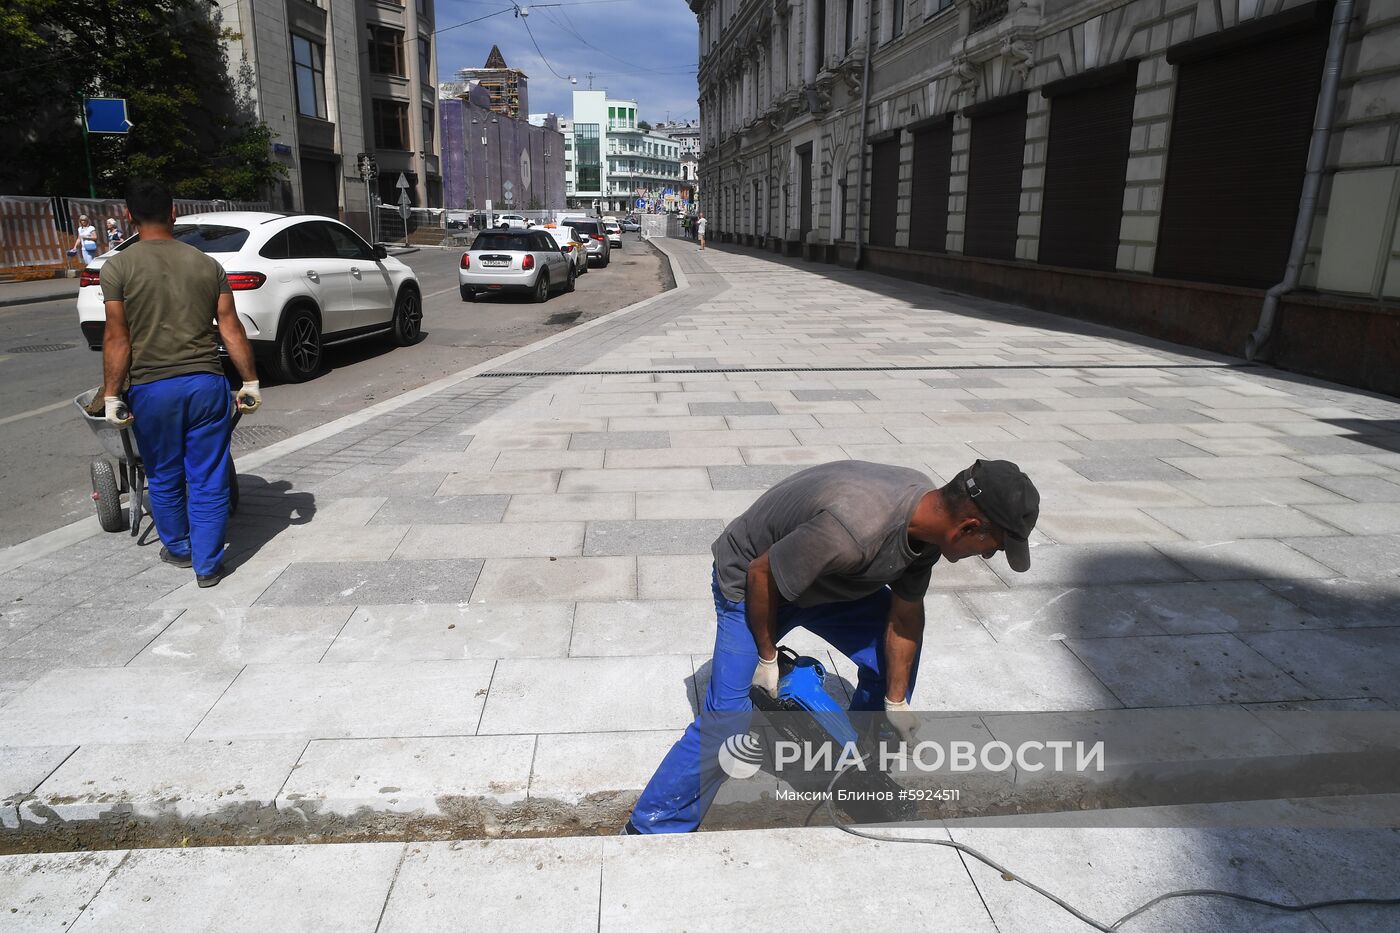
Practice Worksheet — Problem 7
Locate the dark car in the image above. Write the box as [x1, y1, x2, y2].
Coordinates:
[560, 217, 611, 267]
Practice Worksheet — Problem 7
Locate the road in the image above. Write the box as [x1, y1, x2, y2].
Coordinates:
[0, 238, 672, 548]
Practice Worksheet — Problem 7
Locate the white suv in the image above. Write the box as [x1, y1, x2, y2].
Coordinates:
[76, 212, 421, 382]
[495, 213, 529, 229]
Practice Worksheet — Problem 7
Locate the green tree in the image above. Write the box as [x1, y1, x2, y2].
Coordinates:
[638, 120, 652, 132]
[0, 0, 284, 199]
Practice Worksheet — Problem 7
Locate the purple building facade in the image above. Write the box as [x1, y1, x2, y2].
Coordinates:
[439, 87, 565, 213]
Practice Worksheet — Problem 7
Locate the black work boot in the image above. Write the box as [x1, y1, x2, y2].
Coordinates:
[160, 547, 193, 569]
[196, 566, 224, 588]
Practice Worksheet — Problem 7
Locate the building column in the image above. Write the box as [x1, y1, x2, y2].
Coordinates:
[1017, 92, 1049, 261]
[803, 1, 820, 84]
[1117, 56, 1174, 274]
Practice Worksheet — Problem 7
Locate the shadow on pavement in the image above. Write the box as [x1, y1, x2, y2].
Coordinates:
[222, 474, 316, 568]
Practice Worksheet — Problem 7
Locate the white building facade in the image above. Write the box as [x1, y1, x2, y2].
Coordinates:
[688, 0, 1400, 396]
[563, 91, 684, 212]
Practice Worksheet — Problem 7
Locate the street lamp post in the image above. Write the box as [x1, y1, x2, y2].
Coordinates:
[471, 115, 500, 226]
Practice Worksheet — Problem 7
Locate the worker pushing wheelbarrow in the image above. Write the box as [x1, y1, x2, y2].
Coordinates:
[78, 179, 264, 588]
[75, 388, 245, 537]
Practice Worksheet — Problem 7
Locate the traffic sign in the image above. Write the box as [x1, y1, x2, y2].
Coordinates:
[396, 173, 410, 189]
[84, 98, 132, 134]
[357, 152, 378, 180]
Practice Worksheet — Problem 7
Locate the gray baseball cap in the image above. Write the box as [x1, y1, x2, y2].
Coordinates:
[955, 459, 1040, 572]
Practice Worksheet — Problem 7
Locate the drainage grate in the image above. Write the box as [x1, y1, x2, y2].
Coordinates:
[7, 343, 75, 353]
[232, 424, 291, 450]
[480, 362, 1259, 378]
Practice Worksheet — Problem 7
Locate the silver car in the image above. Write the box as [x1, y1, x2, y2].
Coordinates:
[459, 229, 575, 303]
[560, 217, 611, 267]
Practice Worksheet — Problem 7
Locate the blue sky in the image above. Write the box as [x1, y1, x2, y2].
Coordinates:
[434, 1, 702, 123]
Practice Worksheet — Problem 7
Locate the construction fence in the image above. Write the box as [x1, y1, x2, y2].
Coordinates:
[0, 196, 268, 280]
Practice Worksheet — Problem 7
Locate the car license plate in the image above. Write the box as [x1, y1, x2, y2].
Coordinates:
[482, 259, 508, 267]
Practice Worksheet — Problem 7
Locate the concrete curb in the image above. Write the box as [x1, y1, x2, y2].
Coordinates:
[0, 239, 690, 575]
[0, 291, 78, 309]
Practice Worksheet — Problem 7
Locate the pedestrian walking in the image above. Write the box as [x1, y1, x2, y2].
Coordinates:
[100, 179, 263, 588]
[696, 213, 707, 250]
[69, 214, 99, 264]
[104, 217, 125, 249]
[622, 459, 1040, 834]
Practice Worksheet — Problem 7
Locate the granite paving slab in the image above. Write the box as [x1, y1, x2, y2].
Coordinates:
[255, 558, 484, 606]
[321, 602, 574, 661]
[477, 656, 695, 734]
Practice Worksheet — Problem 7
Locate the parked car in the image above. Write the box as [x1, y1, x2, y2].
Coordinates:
[76, 212, 421, 383]
[603, 220, 623, 249]
[459, 228, 575, 303]
[533, 225, 589, 278]
[495, 213, 529, 229]
[560, 217, 611, 267]
[620, 216, 641, 232]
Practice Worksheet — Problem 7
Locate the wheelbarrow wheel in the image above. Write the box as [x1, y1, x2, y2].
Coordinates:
[90, 458, 127, 532]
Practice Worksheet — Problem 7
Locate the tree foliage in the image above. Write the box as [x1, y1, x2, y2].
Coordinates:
[0, 0, 285, 199]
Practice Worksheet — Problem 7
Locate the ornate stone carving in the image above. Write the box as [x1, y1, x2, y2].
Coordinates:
[952, 58, 979, 97]
[1001, 37, 1034, 81]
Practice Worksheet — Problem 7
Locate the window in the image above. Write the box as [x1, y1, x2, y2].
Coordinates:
[422, 104, 434, 148]
[892, 0, 905, 36]
[284, 221, 337, 259]
[171, 224, 251, 253]
[322, 222, 373, 259]
[574, 123, 601, 192]
[292, 35, 326, 119]
[418, 37, 431, 84]
[844, 0, 857, 51]
[368, 26, 405, 77]
[373, 99, 410, 150]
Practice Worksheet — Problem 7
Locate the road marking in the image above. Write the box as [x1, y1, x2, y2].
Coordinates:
[423, 284, 461, 299]
[0, 399, 74, 427]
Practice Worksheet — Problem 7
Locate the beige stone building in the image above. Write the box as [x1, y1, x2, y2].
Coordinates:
[688, 0, 1400, 394]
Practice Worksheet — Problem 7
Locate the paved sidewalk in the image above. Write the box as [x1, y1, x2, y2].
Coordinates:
[2, 239, 1400, 928]
[0, 276, 78, 308]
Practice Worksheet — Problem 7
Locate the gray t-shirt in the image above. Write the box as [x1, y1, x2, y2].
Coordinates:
[712, 461, 940, 607]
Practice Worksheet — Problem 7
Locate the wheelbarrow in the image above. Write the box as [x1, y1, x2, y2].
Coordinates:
[74, 388, 241, 535]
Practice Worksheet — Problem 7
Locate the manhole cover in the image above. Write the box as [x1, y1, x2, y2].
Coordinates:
[232, 424, 291, 450]
[7, 343, 75, 353]
[545, 311, 581, 326]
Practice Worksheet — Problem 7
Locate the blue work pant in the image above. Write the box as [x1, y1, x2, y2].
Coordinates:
[628, 568, 918, 833]
[127, 373, 233, 576]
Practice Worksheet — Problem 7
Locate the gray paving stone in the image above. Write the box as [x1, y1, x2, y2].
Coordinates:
[1064, 458, 1195, 482]
[503, 492, 634, 521]
[0, 745, 73, 828]
[1280, 534, 1400, 578]
[1296, 502, 1400, 535]
[571, 599, 715, 656]
[687, 401, 778, 415]
[791, 389, 877, 401]
[558, 467, 712, 493]
[1242, 628, 1400, 703]
[637, 554, 715, 599]
[67, 843, 402, 932]
[368, 495, 510, 525]
[707, 464, 804, 489]
[598, 828, 1000, 931]
[990, 543, 1195, 587]
[1144, 505, 1342, 540]
[24, 739, 303, 823]
[1034, 509, 1181, 544]
[255, 559, 483, 606]
[130, 606, 352, 667]
[1065, 439, 1209, 459]
[0, 667, 238, 746]
[912, 642, 1122, 711]
[583, 519, 724, 556]
[1304, 474, 1400, 502]
[1155, 539, 1340, 583]
[393, 522, 585, 559]
[0, 850, 127, 931]
[1263, 577, 1400, 628]
[477, 656, 695, 734]
[190, 660, 495, 740]
[322, 602, 573, 661]
[0, 608, 182, 667]
[1065, 633, 1313, 707]
[379, 837, 601, 933]
[960, 586, 1172, 642]
[472, 556, 637, 601]
[568, 431, 671, 450]
[1166, 455, 1318, 479]
[1110, 580, 1322, 634]
[279, 735, 534, 816]
[529, 730, 681, 804]
[436, 470, 560, 495]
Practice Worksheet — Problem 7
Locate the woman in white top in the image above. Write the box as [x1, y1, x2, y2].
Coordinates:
[104, 217, 125, 249]
[70, 215, 99, 263]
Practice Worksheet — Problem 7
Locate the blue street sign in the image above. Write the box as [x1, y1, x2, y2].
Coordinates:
[84, 98, 132, 134]
[635, 199, 646, 209]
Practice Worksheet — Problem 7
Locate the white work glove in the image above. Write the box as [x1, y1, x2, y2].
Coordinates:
[103, 396, 133, 428]
[883, 697, 919, 745]
[752, 652, 780, 699]
[234, 381, 261, 414]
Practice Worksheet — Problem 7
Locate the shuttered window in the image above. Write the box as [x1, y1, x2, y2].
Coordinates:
[869, 136, 901, 248]
[909, 121, 952, 252]
[1155, 23, 1329, 287]
[964, 101, 1027, 261]
[1039, 76, 1136, 271]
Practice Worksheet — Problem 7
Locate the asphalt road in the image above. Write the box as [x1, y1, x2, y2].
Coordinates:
[0, 237, 672, 548]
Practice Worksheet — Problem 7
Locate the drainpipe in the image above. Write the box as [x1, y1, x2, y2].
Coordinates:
[1245, 0, 1355, 361]
[852, 0, 876, 270]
